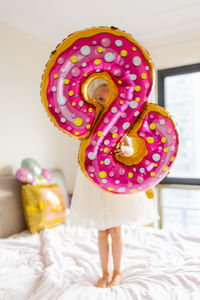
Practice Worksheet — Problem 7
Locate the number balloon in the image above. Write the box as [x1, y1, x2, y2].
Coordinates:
[41, 26, 179, 194]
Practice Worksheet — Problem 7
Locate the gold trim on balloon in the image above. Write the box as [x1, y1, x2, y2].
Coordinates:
[81, 71, 118, 110]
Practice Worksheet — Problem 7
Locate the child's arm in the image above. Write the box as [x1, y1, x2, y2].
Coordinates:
[114, 136, 134, 157]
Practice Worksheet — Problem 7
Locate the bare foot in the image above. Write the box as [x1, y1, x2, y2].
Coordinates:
[95, 274, 109, 288]
[107, 272, 121, 287]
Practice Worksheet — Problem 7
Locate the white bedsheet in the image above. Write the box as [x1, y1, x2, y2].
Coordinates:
[0, 215, 200, 300]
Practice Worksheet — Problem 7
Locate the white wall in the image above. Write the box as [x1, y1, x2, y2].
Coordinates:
[151, 40, 200, 69]
[150, 39, 200, 101]
[0, 21, 79, 193]
[1, 20, 200, 193]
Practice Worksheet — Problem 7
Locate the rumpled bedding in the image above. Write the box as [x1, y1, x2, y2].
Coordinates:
[0, 216, 200, 300]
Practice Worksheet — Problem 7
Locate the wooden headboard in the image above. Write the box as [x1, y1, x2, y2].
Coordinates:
[0, 169, 69, 238]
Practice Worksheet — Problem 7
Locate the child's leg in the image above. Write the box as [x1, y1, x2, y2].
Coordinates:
[108, 226, 122, 286]
[95, 229, 110, 288]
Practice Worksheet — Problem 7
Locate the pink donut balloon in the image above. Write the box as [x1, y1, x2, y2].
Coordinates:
[41, 168, 52, 182]
[16, 168, 34, 184]
[41, 26, 179, 194]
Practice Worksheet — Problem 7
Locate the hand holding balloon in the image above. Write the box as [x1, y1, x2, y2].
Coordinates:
[114, 137, 134, 157]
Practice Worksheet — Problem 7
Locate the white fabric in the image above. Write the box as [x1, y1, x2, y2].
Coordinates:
[0, 214, 200, 300]
[69, 167, 160, 230]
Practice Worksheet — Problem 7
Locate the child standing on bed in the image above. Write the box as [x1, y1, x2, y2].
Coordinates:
[69, 83, 160, 288]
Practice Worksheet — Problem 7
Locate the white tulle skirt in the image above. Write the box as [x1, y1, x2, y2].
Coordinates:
[68, 167, 160, 230]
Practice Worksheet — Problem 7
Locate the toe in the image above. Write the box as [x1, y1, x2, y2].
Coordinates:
[95, 277, 108, 288]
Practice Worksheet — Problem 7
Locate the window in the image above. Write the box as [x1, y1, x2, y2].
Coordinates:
[157, 64, 200, 230]
[158, 63, 200, 185]
[159, 186, 200, 230]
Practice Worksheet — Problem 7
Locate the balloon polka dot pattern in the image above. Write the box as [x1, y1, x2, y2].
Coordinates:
[41, 27, 179, 194]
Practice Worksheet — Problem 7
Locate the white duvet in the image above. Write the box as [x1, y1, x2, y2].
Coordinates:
[0, 214, 200, 300]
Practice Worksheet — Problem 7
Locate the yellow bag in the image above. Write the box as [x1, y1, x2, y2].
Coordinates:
[22, 184, 66, 233]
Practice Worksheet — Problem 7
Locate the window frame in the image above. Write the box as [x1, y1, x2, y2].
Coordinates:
[157, 184, 200, 229]
[157, 63, 200, 185]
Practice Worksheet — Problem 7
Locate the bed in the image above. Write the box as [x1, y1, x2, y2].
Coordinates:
[0, 172, 200, 300]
